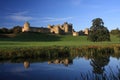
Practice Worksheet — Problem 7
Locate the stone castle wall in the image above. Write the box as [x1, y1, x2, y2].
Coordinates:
[22, 22, 50, 33]
[48, 22, 73, 34]
[22, 22, 89, 36]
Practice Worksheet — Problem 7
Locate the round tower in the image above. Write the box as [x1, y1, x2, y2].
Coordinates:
[22, 22, 30, 32]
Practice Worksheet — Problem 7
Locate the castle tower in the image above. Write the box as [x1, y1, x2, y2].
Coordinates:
[84, 28, 89, 35]
[54, 26, 60, 34]
[64, 22, 73, 34]
[22, 22, 30, 32]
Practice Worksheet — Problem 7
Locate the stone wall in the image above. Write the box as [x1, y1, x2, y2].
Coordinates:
[73, 32, 79, 36]
[22, 22, 50, 33]
[84, 28, 89, 35]
[29, 27, 50, 33]
[48, 22, 73, 34]
[22, 22, 88, 36]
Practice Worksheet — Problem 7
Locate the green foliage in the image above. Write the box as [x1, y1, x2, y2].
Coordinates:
[0, 26, 22, 34]
[110, 28, 120, 41]
[91, 18, 104, 29]
[0, 28, 9, 34]
[111, 28, 120, 35]
[88, 18, 110, 42]
[12, 26, 22, 33]
[0, 45, 119, 60]
[111, 28, 120, 40]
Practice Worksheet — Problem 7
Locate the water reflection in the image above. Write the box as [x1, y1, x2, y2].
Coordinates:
[48, 58, 73, 66]
[1, 49, 120, 80]
[90, 53, 110, 74]
[24, 61, 30, 69]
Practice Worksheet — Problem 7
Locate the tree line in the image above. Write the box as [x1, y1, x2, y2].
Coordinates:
[0, 26, 22, 34]
[0, 18, 120, 42]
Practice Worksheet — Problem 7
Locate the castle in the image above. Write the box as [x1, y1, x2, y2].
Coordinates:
[22, 22, 89, 36]
[48, 22, 73, 34]
[22, 22, 73, 34]
[22, 22, 50, 33]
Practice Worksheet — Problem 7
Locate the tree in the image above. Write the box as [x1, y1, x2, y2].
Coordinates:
[0, 28, 9, 34]
[12, 26, 22, 33]
[110, 28, 120, 35]
[88, 18, 110, 42]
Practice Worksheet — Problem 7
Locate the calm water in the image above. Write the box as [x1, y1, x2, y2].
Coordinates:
[0, 56, 120, 80]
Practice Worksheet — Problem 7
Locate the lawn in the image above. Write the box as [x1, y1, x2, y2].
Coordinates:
[0, 32, 119, 48]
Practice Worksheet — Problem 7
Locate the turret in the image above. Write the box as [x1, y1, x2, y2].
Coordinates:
[22, 22, 30, 32]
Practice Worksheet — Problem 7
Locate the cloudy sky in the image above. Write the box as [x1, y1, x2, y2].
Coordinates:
[0, 0, 120, 31]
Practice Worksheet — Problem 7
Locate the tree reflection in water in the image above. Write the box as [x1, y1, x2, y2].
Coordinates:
[90, 53, 110, 74]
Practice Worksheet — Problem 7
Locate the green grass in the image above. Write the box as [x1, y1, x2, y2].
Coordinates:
[0, 33, 119, 48]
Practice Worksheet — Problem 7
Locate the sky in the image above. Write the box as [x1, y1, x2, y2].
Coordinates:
[0, 0, 120, 31]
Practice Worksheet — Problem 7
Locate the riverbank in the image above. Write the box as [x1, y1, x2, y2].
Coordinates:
[0, 45, 120, 60]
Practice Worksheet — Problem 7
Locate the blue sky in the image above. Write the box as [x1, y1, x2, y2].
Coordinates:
[0, 0, 120, 31]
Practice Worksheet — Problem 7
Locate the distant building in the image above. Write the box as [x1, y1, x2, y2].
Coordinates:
[22, 22, 50, 33]
[84, 28, 89, 35]
[48, 22, 73, 34]
[22, 21, 89, 36]
[78, 28, 89, 36]
[73, 32, 79, 36]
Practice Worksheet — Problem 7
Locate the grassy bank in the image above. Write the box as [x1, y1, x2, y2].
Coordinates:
[0, 45, 120, 60]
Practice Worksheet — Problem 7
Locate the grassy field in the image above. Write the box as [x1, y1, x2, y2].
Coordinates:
[0, 32, 119, 48]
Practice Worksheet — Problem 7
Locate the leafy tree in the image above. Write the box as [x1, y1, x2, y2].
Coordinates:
[110, 28, 120, 41]
[88, 18, 110, 42]
[0, 28, 9, 34]
[12, 26, 22, 33]
[110, 28, 120, 35]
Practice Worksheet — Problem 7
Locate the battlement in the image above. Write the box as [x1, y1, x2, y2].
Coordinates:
[22, 22, 89, 36]
[48, 22, 73, 34]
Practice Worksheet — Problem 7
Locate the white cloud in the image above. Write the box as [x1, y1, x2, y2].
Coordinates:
[42, 17, 73, 22]
[7, 11, 33, 21]
[9, 11, 28, 16]
[6, 11, 73, 23]
[9, 15, 33, 21]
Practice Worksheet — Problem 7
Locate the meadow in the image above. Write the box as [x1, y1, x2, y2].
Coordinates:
[0, 32, 119, 48]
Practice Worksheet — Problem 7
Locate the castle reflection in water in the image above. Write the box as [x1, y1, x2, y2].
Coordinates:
[24, 61, 30, 69]
[23, 58, 73, 69]
[48, 58, 73, 66]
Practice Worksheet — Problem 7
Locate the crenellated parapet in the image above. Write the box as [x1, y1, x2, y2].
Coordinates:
[22, 22, 50, 33]
[48, 22, 73, 34]
[22, 21, 88, 36]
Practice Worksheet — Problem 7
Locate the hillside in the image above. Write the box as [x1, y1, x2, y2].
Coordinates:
[0, 32, 61, 42]
[0, 32, 119, 47]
